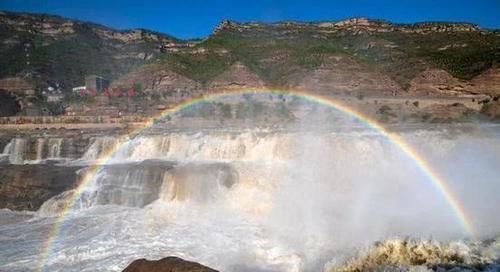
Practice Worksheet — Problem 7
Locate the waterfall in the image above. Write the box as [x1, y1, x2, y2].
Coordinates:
[39, 161, 240, 214]
[1, 140, 13, 155]
[25, 126, 500, 271]
[0, 141, 12, 162]
[159, 162, 238, 203]
[80, 137, 120, 161]
[35, 138, 46, 161]
[2, 138, 27, 164]
[47, 138, 63, 158]
[76, 162, 172, 208]
[38, 190, 75, 216]
[77, 132, 392, 164]
[83, 133, 298, 163]
[1, 137, 67, 163]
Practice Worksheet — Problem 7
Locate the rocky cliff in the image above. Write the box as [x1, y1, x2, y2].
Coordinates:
[111, 64, 202, 99]
[286, 54, 401, 95]
[470, 68, 500, 95]
[117, 17, 499, 98]
[0, 163, 80, 210]
[207, 61, 265, 90]
[407, 69, 470, 96]
[1, 11, 499, 101]
[214, 18, 482, 35]
[0, 11, 189, 90]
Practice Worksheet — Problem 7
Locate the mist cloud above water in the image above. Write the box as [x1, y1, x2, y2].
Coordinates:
[1, 98, 500, 271]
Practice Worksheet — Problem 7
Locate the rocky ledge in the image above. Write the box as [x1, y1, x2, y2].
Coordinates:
[0, 163, 81, 210]
[122, 257, 218, 272]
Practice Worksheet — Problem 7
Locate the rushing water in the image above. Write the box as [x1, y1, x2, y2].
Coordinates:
[1, 137, 65, 164]
[1, 125, 500, 271]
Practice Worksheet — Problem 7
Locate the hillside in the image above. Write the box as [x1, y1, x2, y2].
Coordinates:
[155, 18, 500, 93]
[0, 11, 188, 90]
[1, 12, 500, 111]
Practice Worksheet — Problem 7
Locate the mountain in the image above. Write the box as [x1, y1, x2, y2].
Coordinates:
[153, 18, 500, 94]
[0, 11, 188, 90]
[1, 12, 500, 98]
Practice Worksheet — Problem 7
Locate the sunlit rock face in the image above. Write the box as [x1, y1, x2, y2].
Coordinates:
[286, 55, 401, 96]
[207, 62, 266, 90]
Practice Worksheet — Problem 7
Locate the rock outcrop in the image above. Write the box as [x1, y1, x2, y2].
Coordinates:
[0, 92, 21, 116]
[0, 11, 178, 43]
[122, 257, 218, 272]
[213, 17, 481, 36]
[470, 68, 500, 95]
[408, 69, 469, 96]
[0, 12, 75, 36]
[419, 103, 478, 122]
[1, 11, 498, 102]
[481, 100, 500, 119]
[0, 11, 190, 92]
[0, 163, 81, 210]
[286, 55, 401, 95]
[0, 77, 33, 94]
[207, 62, 265, 90]
[112, 64, 201, 97]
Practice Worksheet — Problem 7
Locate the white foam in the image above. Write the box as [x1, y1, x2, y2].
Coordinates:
[1, 126, 500, 271]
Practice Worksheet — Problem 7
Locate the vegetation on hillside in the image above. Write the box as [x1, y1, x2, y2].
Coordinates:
[0, 12, 178, 91]
[159, 23, 500, 88]
[1, 12, 499, 92]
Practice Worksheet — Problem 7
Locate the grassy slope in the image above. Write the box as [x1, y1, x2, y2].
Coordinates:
[158, 24, 500, 88]
[1, 13, 499, 90]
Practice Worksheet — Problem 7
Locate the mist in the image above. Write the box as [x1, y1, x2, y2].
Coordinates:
[1, 95, 500, 272]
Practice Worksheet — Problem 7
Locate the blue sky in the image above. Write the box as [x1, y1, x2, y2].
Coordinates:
[1, 0, 499, 39]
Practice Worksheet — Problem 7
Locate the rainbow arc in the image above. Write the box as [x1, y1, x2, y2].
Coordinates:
[39, 88, 473, 271]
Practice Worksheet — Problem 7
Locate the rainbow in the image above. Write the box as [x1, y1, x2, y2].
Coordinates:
[39, 88, 474, 271]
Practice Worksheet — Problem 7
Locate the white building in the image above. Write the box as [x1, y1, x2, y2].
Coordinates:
[72, 86, 86, 93]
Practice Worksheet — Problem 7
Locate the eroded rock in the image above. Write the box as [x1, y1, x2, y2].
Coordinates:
[122, 257, 218, 272]
[0, 163, 81, 211]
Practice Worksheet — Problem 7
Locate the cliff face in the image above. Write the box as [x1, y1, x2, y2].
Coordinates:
[1, 11, 499, 99]
[408, 69, 471, 96]
[207, 62, 265, 90]
[0, 11, 189, 90]
[0, 163, 81, 210]
[110, 64, 202, 102]
[470, 68, 500, 95]
[214, 18, 482, 36]
[0, 129, 123, 211]
[126, 17, 498, 97]
[286, 55, 401, 95]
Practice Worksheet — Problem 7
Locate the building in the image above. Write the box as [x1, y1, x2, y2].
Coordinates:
[72, 86, 86, 93]
[85, 75, 109, 93]
[46, 94, 64, 102]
